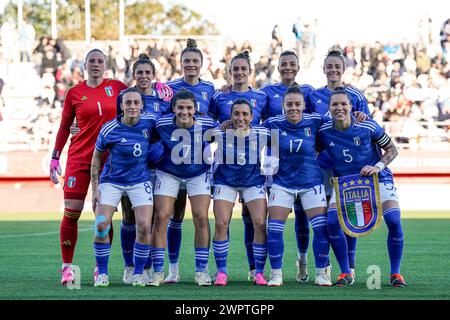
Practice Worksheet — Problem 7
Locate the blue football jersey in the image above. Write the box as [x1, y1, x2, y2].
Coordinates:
[95, 113, 158, 186]
[155, 115, 217, 178]
[209, 88, 268, 125]
[167, 78, 215, 116]
[263, 114, 324, 189]
[117, 87, 171, 117]
[213, 126, 270, 188]
[261, 83, 314, 118]
[308, 86, 370, 169]
[317, 118, 394, 183]
[307, 86, 370, 116]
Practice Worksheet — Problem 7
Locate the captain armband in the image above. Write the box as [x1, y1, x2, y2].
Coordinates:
[375, 133, 391, 148]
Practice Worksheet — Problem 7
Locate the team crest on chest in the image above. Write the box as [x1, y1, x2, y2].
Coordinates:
[195, 134, 201, 143]
[202, 91, 208, 101]
[105, 86, 114, 97]
[250, 99, 257, 107]
[304, 127, 312, 137]
[153, 102, 159, 112]
[250, 141, 257, 150]
[354, 137, 361, 146]
[142, 129, 149, 138]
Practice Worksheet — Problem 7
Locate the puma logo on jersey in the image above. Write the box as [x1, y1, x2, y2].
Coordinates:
[121, 138, 127, 143]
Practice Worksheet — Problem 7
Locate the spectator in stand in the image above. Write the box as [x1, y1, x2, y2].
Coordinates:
[18, 19, 36, 63]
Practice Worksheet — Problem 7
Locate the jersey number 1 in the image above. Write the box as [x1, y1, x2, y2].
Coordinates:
[97, 102, 103, 116]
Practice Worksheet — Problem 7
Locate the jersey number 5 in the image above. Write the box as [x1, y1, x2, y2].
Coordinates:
[342, 149, 353, 163]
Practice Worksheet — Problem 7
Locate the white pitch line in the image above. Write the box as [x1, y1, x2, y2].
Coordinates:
[0, 227, 92, 239]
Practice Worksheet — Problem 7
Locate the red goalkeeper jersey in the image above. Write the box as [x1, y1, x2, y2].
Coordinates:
[53, 79, 128, 164]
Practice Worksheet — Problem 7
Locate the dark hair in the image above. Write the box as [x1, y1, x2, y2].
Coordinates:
[230, 50, 252, 70]
[231, 98, 253, 115]
[132, 53, 156, 75]
[279, 50, 299, 62]
[121, 87, 141, 100]
[329, 88, 352, 105]
[283, 84, 304, 101]
[181, 38, 203, 63]
[172, 88, 196, 109]
[84, 48, 106, 62]
[324, 46, 345, 69]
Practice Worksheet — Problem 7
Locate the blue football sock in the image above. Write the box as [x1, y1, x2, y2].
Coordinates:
[151, 248, 165, 273]
[242, 214, 255, 270]
[383, 207, 404, 274]
[213, 239, 229, 274]
[120, 222, 135, 267]
[294, 201, 310, 260]
[327, 208, 351, 274]
[345, 234, 357, 269]
[133, 242, 151, 275]
[253, 242, 267, 274]
[310, 215, 329, 269]
[167, 218, 182, 264]
[145, 245, 152, 269]
[195, 247, 209, 272]
[267, 219, 285, 270]
[93, 242, 110, 275]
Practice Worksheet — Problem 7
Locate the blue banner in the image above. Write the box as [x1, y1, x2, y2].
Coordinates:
[332, 173, 382, 238]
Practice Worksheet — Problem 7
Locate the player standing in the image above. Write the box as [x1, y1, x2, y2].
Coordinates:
[149, 89, 216, 287]
[308, 47, 371, 277]
[209, 51, 268, 281]
[263, 85, 331, 287]
[317, 90, 406, 287]
[163, 39, 216, 283]
[49, 49, 128, 285]
[91, 89, 158, 287]
[261, 50, 314, 282]
[116, 54, 172, 285]
[212, 98, 270, 286]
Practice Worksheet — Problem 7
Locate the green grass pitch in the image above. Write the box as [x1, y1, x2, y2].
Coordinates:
[0, 212, 449, 300]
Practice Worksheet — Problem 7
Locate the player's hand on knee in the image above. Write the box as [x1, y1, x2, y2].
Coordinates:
[49, 159, 62, 184]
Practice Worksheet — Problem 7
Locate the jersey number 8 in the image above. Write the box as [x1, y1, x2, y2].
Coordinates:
[133, 143, 142, 157]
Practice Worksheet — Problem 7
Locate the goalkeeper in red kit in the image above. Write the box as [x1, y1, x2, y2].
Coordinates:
[50, 48, 172, 285]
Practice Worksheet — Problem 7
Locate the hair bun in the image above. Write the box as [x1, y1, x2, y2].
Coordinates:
[327, 46, 343, 56]
[241, 50, 250, 58]
[138, 53, 150, 60]
[186, 38, 198, 48]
